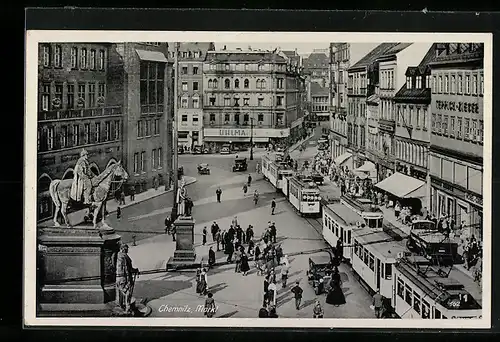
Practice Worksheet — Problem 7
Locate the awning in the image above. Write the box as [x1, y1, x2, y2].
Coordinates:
[135, 49, 168, 63]
[334, 152, 352, 166]
[375, 172, 426, 199]
[203, 136, 269, 143]
[355, 161, 376, 173]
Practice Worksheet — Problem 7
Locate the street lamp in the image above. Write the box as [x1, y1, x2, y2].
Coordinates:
[171, 42, 180, 222]
[250, 117, 254, 160]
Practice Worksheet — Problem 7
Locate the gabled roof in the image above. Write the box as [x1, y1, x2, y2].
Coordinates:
[393, 87, 431, 103]
[303, 52, 329, 68]
[380, 43, 413, 58]
[169, 42, 214, 52]
[310, 81, 329, 96]
[405, 43, 438, 76]
[349, 43, 399, 71]
[206, 51, 286, 63]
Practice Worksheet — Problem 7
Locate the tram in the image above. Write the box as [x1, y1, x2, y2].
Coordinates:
[393, 256, 482, 319]
[406, 220, 458, 266]
[351, 225, 409, 303]
[287, 175, 321, 216]
[261, 154, 271, 180]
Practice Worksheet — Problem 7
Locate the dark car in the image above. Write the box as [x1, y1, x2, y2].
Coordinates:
[193, 146, 202, 154]
[197, 163, 210, 175]
[232, 158, 248, 172]
[306, 255, 333, 295]
[311, 173, 324, 185]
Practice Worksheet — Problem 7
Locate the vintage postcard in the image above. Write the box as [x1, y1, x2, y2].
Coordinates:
[24, 31, 492, 328]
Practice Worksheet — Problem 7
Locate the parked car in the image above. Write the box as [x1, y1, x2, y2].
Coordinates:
[220, 144, 231, 154]
[193, 145, 202, 154]
[306, 255, 333, 295]
[203, 147, 211, 154]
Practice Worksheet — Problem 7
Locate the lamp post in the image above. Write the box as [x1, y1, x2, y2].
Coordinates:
[171, 42, 180, 222]
[250, 117, 254, 160]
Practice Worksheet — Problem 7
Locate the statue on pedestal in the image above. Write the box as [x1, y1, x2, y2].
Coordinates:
[48, 149, 129, 228]
[176, 180, 188, 217]
[115, 243, 139, 315]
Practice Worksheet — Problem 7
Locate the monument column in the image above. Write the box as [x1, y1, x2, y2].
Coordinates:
[166, 216, 201, 270]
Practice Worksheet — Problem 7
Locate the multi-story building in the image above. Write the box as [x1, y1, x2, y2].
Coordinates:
[367, 43, 433, 182]
[37, 43, 124, 221]
[303, 52, 329, 88]
[391, 44, 437, 210]
[107, 42, 173, 194]
[310, 81, 329, 121]
[202, 50, 303, 148]
[329, 43, 379, 161]
[167, 42, 215, 150]
[343, 43, 397, 171]
[428, 43, 484, 240]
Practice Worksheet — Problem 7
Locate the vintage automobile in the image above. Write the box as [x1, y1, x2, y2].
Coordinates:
[203, 147, 211, 154]
[193, 145, 203, 154]
[197, 163, 210, 175]
[232, 157, 248, 172]
[220, 144, 231, 154]
[306, 255, 333, 295]
[311, 173, 324, 185]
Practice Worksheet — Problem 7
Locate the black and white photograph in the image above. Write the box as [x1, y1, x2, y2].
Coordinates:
[24, 31, 491, 328]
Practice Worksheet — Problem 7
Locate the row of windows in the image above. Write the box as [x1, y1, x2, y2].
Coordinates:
[431, 114, 484, 144]
[380, 69, 395, 90]
[137, 119, 160, 138]
[347, 73, 367, 94]
[133, 148, 163, 174]
[349, 101, 366, 118]
[38, 121, 120, 152]
[40, 82, 105, 112]
[333, 47, 350, 63]
[353, 240, 376, 273]
[406, 75, 432, 90]
[181, 81, 199, 92]
[324, 214, 352, 245]
[168, 50, 204, 59]
[181, 65, 200, 75]
[143, 42, 161, 46]
[41, 45, 106, 71]
[367, 132, 394, 155]
[396, 104, 429, 131]
[206, 113, 281, 125]
[208, 63, 286, 72]
[430, 155, 483, 195]
[347, 124, 366, 149]
[180, 96, 201, 109]
[180, 114, 200, 124]
[380, 99, 394, 121]
[396, 277, 440, 319]
[207, 78, 284, 90]
[140, 62, 165, 114]
[396, 141, 428, 168]
[206, 95, 284, 107]
[432, 71, 484, 96]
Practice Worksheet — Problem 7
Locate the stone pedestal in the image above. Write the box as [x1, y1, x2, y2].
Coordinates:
[37, 224, 121, 314]
[166, 216, 202, 270]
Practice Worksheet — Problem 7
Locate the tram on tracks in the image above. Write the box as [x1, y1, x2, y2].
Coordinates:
[287, 175, 322, 216]
[393, 256, 482, 319]
[261, 154, 295, 193]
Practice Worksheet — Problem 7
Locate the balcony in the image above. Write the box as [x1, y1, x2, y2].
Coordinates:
[39, 106, 123, 122]
[379, 118, 396, 133]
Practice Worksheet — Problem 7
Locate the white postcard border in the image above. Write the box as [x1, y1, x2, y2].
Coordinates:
[24, 30, 493, 329]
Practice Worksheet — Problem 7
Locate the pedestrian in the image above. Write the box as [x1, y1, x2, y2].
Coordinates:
[241, 250, 250, 276]
[243, 183, 248, 195]
[275, 244, 283, 264]
[263, 276, 270, 306]
[247, 239, 255, 255]
[256, 162, 260, 174]
[129, 185, 135, 201]
[291, 281, 303, 310]
[120, 191, 126, 205]
[171, 225, 176, 242]
[208, 247, 216, 269]
[313, 299, 324, 318]
[204, 292, 216, 318]
[164, 216, 171, 234]
[232, 216, 239, 228]
[281, 263, 289, 288]
[248, 174, 252, 187]
[226, 238, 234, 263]
[270, 222, 277, 243]
[271, 198, 276, 215]
[372, 288, 384, 318]
[220, 229, 226, 251]
[202, 227, 208, 245]
[246, 225, 254, 244]
[215, 229, 221, 251]
[216, 187, 222, 203]
[253, 190, 259, 205]
[234, 247, 242, 272]
[211, 221, 219, 242]
[116, 206, 121, 221]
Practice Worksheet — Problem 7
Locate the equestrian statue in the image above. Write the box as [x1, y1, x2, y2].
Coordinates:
[49, 149, 129, 228]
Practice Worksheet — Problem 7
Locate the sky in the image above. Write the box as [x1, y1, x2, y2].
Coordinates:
[214, 42, 330, 56]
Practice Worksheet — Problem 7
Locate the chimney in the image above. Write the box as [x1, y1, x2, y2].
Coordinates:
[223, 45, 227, 51]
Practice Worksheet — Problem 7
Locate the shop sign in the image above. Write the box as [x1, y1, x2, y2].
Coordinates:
[435, 100, 480, 114]
[432, 177, 482, 206]
[204, 128, 290, 138]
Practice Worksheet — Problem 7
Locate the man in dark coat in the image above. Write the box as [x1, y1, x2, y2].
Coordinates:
[211, 221, 219, 242]
[271, 198, 276, 215]
[208, 247, 216, 268]
[216, 187, 222, 203]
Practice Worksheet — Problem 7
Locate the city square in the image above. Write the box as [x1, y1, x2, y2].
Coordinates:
[33, 39, 485, 322]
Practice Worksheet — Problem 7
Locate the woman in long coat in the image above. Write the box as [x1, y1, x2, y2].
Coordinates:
[204, 292, 216, 318]
[326, 266, 346, 306]
[240, 251, 250, 276]
[197, 268, 208, 295]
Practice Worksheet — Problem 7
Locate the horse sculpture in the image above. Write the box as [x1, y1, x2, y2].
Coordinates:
[49, 161, 129, 228]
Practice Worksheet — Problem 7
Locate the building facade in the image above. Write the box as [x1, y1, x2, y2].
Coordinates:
[303, 52, 329, 88]
[310, 81, 329, 121]
[329, 43, 387, 164]
[202, 50, 303, 148]
[167, 43, 215, 150]
[37, 43, 124, 221]
[428, 43, 484, 240]
[370, 43, 433, 182]
[107, 42, 173, 194]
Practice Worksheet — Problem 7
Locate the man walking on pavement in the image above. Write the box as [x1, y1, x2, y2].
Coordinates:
[271, 198, 276, 215]
[216, 187, 222, 203]
[202, 227, 208, 246]
[211, 221, 219, 242]
[215, 228, 221, 251]
[270, 222, 277, 243]
[291, 281, 303, 310]
[248, 174, 252, 187]
[372, 288, 384, 318]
